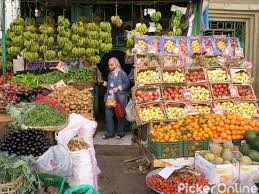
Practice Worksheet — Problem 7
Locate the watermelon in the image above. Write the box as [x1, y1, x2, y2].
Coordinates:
[240, 144, 251, 156]
[251, 136, 259, 151]
[245, 130, 257, 144]
[248, 149, 259, 162]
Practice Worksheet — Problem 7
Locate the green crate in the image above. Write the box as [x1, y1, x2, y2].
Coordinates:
[183, 140, 209, 157]
[148, 136, 184, 159]
[38, 173, 65, 194]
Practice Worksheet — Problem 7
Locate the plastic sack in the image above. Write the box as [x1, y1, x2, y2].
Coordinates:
[115, 101, 125, 118]
[125, 99, 136, 122]
[56, 113, 100, 190]
[36, 145, 72, 177]
[64, 184, 100, 194]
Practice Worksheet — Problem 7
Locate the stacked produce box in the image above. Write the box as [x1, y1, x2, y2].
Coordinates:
[132, 35, 258, 160]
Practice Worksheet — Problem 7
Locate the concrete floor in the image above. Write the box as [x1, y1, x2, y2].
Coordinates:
[95, 144, 150, 194]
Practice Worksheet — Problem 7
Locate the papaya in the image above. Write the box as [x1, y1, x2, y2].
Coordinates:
[240, 144, 250, 156]
[248, 149, 259, 162]
[245, 130, 257, 144]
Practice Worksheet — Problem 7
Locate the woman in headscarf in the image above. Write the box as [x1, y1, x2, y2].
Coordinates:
[98, 57, 130, 139]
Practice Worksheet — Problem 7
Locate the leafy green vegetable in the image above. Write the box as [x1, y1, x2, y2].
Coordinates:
[24, 103, 67, 127]
[0, 152, 38, 193]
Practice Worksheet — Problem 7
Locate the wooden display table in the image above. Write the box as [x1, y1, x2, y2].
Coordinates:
[0, 114, 11, 138]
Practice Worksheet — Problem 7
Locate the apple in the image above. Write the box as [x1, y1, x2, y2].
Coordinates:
[135, 89, 160, 102]
[186, 69, 205, 82]
[237, 85, 256, 100]
[163, 86, 185, 101]
[212, 83, 230, 99]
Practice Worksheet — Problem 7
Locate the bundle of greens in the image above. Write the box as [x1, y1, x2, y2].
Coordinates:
[24, 103, 67, 127]
[0, 152, 38, 193]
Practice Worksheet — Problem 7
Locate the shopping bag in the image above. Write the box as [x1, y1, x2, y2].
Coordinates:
[125, 99, 136, 122]
[56, 113, 100, 190]
[115, 101, 125, 118]
[64, 184, 100, 194]
[36, 145, 72, 177]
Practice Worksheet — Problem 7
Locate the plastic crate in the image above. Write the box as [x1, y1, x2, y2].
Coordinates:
[183, 140, 209, 157]
[148, 136, 183, 159]
[38, 173, 65, 194]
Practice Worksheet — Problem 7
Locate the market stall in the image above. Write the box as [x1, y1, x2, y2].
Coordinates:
[130, 32, 259, 193]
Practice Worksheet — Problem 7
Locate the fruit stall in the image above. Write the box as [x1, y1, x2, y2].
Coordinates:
[130, 34, 259, 193]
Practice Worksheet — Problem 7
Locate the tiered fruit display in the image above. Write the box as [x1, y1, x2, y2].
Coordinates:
[6, 17, 24, 60]
[135, 89, 160, 103]
[190, 85, 210, 101]
[138, 104, 164, 122]
[162, 86, 185, 101]
[99, 22, 113, 53]
[166, 105, 186, 120]
[212, 83, 231, 99]
[236, 85, 256, 100]
[110, 15, 123, 28]
[39, 22, 56, 60]
[162, 70, 185, 83]
[151, 113, 259, 141]
[207, 69, 228, 82]
[137, 70, 160, 84]
[192, 104, 211, 114]
[186, 69, 206, 82]
[169, 10, 183, 36]
[214, 101, 235, 113]
[232, 70, 250, 83]
[57, 16, 72, 60]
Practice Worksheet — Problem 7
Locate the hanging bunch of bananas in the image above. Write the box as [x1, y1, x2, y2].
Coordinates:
[111, 15, 123, 28]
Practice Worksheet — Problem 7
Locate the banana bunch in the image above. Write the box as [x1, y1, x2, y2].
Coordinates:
[78, 16, 87, 24]
[100, 43, 113, 53]
[100, 22, 112, 32]
[28, 43, 39, 53]
[57, 37, 69, 47]
[25, 18, 36, 26]
[39, 45, 48, 53]
[64, 41, 73, 52]
[86, 48, 97, 57]
[25, 25, 36, 33]
[89, 55, 101, 64]
[86, 23, 99, 31]
[155, 23, 162, 33]
[7, 47, 21, 56]
[100, 32, 112, 44]
[71, 22, 85, 36]
[110, 15, 123, 28]
[11, 36, 23, 47]
[86, 39, 100, 49]
[58, 16, 70, 29]
[10, 25, 24, 35]
[12, 17, 24, 26]
[150, 11, 161, 22]
[169, 10, 183, 36]
[135, 23, 148, 34]
[23, 51, 39, 61]
[71, 47, 86, 57]
[86, 31, 99, 40]
[126, 36, 134, 48]
[24, 40, 34, 48]
[44, 50, 56, 60]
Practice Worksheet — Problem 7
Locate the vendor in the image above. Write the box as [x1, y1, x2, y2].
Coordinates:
[98, 57, 130, 139]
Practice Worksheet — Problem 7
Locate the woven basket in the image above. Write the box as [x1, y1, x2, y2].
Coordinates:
[69, 81, 95, 90]
[0, 176, 23, 194]
[26, 121, 68, 132]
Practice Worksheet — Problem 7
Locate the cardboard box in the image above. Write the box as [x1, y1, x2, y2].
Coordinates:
[194, 152, 239, 185]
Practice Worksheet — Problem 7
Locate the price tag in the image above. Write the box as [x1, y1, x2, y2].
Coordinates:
[158, 166, 184, 179]
[52, 80, 66, 90]
[147, 8, 156, 15]
[213, 107, 225, 115]
[56, 61, 69, 73]
[235, 48, 244, 58]
[183, 89, 192, 101]
[229, 85, 239, 98]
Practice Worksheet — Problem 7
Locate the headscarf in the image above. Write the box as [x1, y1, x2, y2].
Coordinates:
[109, 57, 121, 78]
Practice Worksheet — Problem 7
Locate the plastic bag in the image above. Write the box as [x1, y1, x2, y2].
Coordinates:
[64, 184, 100, 194]
[56, 113, 100, 190]
[115, 101, 125, 118]
[125, 99, 136, 122]
[36, 145, 72, 177]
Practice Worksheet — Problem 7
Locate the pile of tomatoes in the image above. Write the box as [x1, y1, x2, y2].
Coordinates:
[147, 171, 208, 194]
